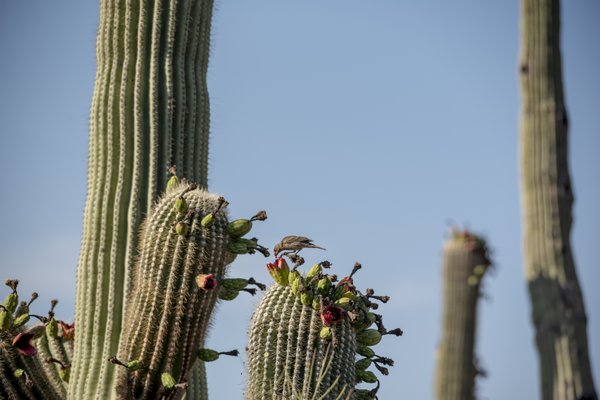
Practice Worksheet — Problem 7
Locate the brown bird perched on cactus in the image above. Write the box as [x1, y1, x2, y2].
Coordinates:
[274, 235, 326, 256]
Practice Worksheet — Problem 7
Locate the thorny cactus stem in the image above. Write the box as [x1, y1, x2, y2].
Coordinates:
[246, 285, 356, 400]
[435, 230, 491, 400]
[72, 0, 215, 398]
[519, 0, 597, 399]
[115, 183, 231, 400]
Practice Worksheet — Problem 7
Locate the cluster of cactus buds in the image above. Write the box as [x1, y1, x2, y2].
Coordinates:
[264, 254, 402, 398]
[225, 210, 270, 258]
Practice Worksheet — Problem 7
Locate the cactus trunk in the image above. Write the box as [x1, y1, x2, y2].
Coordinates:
[518, 0, 597, 399]
[71, 0, 214, 398]
[435, 233, 490, 400]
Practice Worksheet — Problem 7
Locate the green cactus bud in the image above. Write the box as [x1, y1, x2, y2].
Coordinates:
[355, 358, 372, 371]
[227, 240, 249, 254]
[173, 196, 188, 214]
[59, 367, 70, 383]
[266, 258, 290, 286]
[201, 213, 215, 228]
[319, 326, 332, 340]
[13, 313, 30, 328]
[300, 290, 313, 306]
[317, 277, 331, 295]
[288, 270, 301, 287]
[473, 264, 487, 276]
[0, 310, 12, 331]
[3, 293, 18, 314]
[161, 372, 176, 389]
[290, 274, 303, 296]
[221, 278, 249, 291]
[14, 368, 25, 379]
[46, 318, 59, 337]
[357, 343, 376, 358]
[311, 297, 321, 311]
[175, 221, 189, 236]
[357, 329, 382, 346]
[467, 275, 479, 286]
[306, 263, 322, 281]
[14, 301, 29, 318]
[218, 288, 240, 301]
[166, 175, 179, 193]
[334, 297, 354, 311]
[342, 291, 359, 301]
[197, 348, 220, 362]
[127, 360, 142, 371]
[356, 369, 378, 384]
[227, 219, 252, 238]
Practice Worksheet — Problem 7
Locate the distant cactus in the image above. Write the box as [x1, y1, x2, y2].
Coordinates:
[518, 0, 597, 398]
[435, 229, 491, 400]
[247, 258, 401, 400]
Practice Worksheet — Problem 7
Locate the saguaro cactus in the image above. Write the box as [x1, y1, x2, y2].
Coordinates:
[519, 0, 597, 399]
[434, 230, 491, 400]
[115, 183, 231, 399]
[71, 0, 215, 398]
[247, 258, 402, 400]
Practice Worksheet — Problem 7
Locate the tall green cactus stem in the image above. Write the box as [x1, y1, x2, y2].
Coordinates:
[183, 361, 208, 400]
[519, 0, 597, 399]
[116, 183, 230, 400]
[435, 231, 490, 400]
[72, 0, 214, 398]
[246, 285, 356, 400]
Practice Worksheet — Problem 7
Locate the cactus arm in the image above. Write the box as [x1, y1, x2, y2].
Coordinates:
[72, 0, 214, 398]
[36, 334, 68, 397]
[246, 285, 355, 400]
[434, 233, 490, 400]
[518, 0, 597, 399]
[116, 184, 230, 400]
[183, 360, 208, 400]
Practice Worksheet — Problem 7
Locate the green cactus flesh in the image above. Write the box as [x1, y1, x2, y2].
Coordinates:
[71, 0, 214, 397]
[246, 285, 356, 400]
[116, 183, 230, 400]
[435, 230, 491, 400]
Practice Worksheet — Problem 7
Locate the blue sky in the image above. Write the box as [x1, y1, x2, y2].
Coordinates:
[0, 1, 598, 399]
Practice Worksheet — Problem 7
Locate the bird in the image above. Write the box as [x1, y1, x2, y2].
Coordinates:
[274, 236, 326, 256]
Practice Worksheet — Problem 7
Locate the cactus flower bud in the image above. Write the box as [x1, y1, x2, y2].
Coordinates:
[161, 372, 176, 389]
[221, 278, 249, 291]
[200, 213, 214, 228]
[12, 331, 37, 356]
[197, 348, 220, 362]
[290, 275, 302, 295]
[356, 369, 378, 384]
[175, 221, 189, 236]
[59, 367, 70, 383]
[467, 275, 479, 286]
[357, 329, 382, 346]
[0, 309, 12, 332]
[13, 313, 30, 328]
[300, 290, 313, 306]
[14, 301, 29, 318]
[195, 274, 217, 291]
[334, 297, 354, 311]
[166, 175, 179, 193]
[218, 288, 240, 301]
[14, 369, 25, 379]
[266, 258, 290, 286]
[312, 297, 321, 311]
[473, 264, 487, 276]
[288, 270, 301, 287]
[321, 304, 345, 326]
[319, 326, 332, 340]
[3, 293, 18, 314]
[227, 219, 252, 238]
[46, 318, 59, 337]
[357, 343, 376, 358]
[174, 197, 188, 214]
[306, 263, 322, 281]
[317, 277, 331, 295]
[127, 360, 142, 371]
[355, 358, 372, 371]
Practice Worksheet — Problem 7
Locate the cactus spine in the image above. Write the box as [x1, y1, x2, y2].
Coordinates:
[116, 183, 230, 399]
[72, 0, 214, 398]
[518, 0, 597, 399]
[246, 285, 356, 400]
[435, 231, 490, 400]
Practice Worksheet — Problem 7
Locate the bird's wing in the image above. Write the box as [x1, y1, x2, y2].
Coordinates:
[282, 235, 313, 244]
